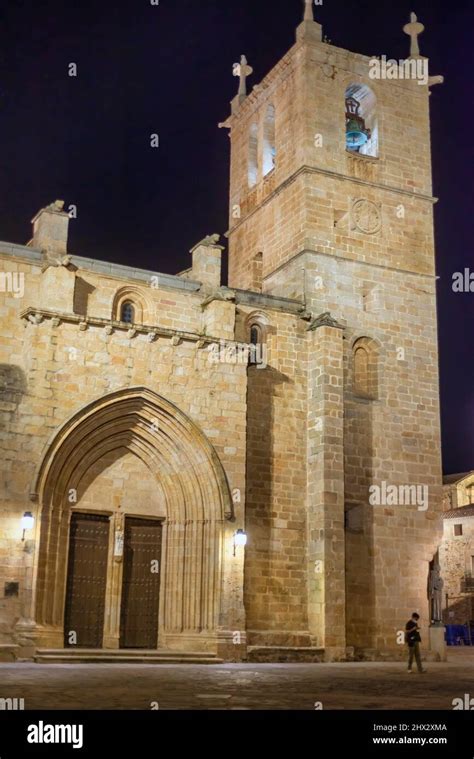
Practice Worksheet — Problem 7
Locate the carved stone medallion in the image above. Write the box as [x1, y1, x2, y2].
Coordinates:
[351, 199, 382, 234]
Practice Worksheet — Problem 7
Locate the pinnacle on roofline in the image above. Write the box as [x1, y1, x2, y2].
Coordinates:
[297, 1, 323, 43]
[304, 0, 314, 22]
[403, 11, 425, 58]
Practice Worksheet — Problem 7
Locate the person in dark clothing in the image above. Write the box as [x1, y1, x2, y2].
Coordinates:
[405, 612, 426, 673]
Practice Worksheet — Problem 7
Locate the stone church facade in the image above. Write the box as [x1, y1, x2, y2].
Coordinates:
[0, 8, 444, 662]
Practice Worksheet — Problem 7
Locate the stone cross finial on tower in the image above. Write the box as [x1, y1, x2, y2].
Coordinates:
[403, 12, 425, 58]
[304, 0, 314, 22]
[297, 0, 322, 42]
[233, 55, 253, 97]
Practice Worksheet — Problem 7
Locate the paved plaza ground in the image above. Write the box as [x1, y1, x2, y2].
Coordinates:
[0, 649, 472, 710]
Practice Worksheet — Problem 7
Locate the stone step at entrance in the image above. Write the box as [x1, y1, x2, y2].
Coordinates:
[0, 644, 20, 663]
[246, 646, 325, 663]
[34, 648, 223, 664]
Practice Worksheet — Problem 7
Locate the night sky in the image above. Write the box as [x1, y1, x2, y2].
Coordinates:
[0, 0, 472, 474]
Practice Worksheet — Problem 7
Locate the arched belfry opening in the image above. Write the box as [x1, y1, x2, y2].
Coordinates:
[345, 84, 378, 157]
[262, 104, 276, 177]
[29, 387, 234, 653]
[248, 122, 259, 188]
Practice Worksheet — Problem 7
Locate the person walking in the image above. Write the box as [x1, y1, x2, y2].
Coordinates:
[405, 612, 426, 673]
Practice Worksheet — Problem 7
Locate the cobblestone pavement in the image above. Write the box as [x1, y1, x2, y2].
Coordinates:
[0, 650, 472, 710]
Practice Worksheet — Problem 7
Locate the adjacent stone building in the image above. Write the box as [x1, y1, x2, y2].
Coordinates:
[440, 473, 474, 626]
[0, 6, 445, 662]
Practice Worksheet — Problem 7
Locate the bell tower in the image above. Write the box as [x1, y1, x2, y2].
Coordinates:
[222, 2, 445, 659]
[223, 3, 443, 298]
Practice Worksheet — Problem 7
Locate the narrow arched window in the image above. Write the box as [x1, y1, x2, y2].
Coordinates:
[263, 104, 276, 177]
[345, 84, 378, 157]
[354, 346, 369, 395]
[248, 123, 258, 188]
[120, 301, 135, 324]
[353, 337, 379, 399]
[250, 325, 260, 345]
[246, 316, 270, 369]
[249, 323, 265, 366]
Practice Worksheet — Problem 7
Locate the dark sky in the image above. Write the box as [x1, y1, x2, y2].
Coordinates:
[0, 0, 472, 475]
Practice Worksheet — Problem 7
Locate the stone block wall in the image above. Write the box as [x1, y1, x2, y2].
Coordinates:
[235, 304, 309, 647]
[263, 249, 443, 654]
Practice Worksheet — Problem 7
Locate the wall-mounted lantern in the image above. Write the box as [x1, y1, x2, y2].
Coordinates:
[21, 512, 35, 541]
[233, 528, 247, 556]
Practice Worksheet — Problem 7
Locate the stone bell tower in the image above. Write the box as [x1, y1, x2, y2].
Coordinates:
[224, 3, 443, 298]
[222, 1, 445, 659]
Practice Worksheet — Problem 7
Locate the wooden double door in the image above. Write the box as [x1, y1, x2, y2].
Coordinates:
[64, 513, 162, 649]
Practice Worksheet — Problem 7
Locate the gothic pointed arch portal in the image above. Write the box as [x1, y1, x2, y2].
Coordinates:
[30, 387, 234, 652]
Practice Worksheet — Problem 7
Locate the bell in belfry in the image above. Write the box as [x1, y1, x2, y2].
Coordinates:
[345, 95, 371, 150]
